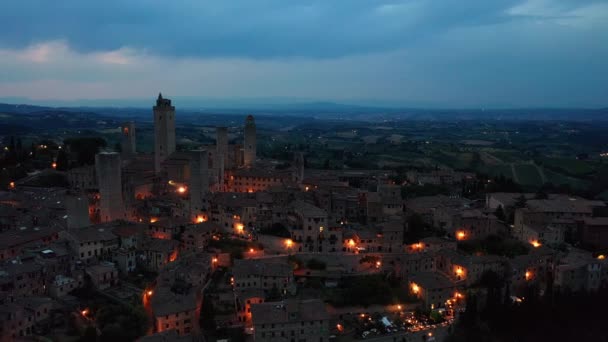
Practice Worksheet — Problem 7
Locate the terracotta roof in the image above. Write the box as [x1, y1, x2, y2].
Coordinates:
[251, 299, 328, 325]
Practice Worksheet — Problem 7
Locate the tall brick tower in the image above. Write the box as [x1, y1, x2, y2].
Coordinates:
[153, 93, 176, 173]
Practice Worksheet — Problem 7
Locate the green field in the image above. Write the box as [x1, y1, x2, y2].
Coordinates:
[480, 164, 514, 179]
[434, 151, 475, 170]
[514, 164, 543, 186]
[544, 169, 590, 189]
[488, 150, 523, 163]
[540, 157, 595, 176]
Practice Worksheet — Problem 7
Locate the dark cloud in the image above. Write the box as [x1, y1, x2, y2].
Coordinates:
[0, 0, 532, 58]
[0, 0, 606, 107]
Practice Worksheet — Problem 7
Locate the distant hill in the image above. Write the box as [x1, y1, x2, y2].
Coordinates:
[0, 105, 122, 134]
[0, 102, 607, 122]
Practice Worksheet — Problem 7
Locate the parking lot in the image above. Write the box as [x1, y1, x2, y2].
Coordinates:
[334, 309, 456, 341]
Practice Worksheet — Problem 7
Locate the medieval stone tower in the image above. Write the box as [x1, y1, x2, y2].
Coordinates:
[243, 115, 256, 167]
[121, 121, 136, 159]
[95, 152, 124, 222]
[153, 93, 176, 173]
[216, 126, 230, 168]
[189, 149, 209, 219]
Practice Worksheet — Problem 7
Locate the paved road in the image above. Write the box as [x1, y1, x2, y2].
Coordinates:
[336, 323, 450, 342]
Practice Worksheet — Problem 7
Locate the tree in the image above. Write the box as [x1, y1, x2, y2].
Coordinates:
[494, 205, 506, 222]
[96, 305, 147, 342]
[535, 188, 549, 199]
[514, 194, 527, 209]
[359, 255, 380, 265]
[323, 159, 330, 169]
[306, 258, 326, 270]
[404, 213, 428, 244]
[55, 149, 69, 171]
[200, 294, 217, 332]
[288, 255, 303, 270]
[267, 285, 282, 301]
[260, 222, 291, 238]
[64, 137, 107, 166]
[79, 326, 98, 342]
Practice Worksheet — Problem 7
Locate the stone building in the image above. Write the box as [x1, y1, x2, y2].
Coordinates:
[251, 299, 329, 342]
[243, 115, 256, 167]
[95, 152, 125, 222]
[154, 93, 176, 173]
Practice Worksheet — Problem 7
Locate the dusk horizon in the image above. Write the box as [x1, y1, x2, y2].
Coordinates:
[1, 2, 608, 342]
[2, 1, 608, 108]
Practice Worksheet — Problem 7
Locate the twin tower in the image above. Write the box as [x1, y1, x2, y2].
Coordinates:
[153, 93, 257, 173]
[98, 93, 257, 223]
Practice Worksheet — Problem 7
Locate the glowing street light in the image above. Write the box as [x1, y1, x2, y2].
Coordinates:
[147, 290, 153, 296]
[597, 255, 605, 260]
[456, 231, 466, 240]
[530, 240, 542, 248]
[411, 283, 420, 294]
[51, 162, 57, 169]
[525, 271, 532, 281]
[150, 217, 158, 223]
[81, 309, 89, 317]
[8, 181, 15, 189]
[286, 239, 293, 248]
[195, 216, 206, 223]
[177, 186, 187, 194]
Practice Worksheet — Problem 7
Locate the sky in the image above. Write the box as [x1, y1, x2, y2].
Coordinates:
[1, 0, 607, 108]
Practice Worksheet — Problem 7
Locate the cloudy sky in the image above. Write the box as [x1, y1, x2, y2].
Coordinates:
[1, 0, 607, 108]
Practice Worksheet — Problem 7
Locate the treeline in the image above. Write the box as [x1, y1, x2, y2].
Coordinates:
[447, 272, 608, 342]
